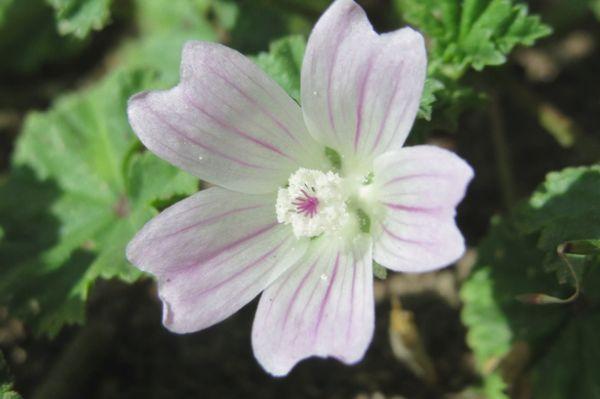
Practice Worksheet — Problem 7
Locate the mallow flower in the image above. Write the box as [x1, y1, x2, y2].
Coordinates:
[126, 0, 473, 376]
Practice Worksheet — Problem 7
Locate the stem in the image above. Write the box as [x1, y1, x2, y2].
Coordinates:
[489, 93, 517, 209]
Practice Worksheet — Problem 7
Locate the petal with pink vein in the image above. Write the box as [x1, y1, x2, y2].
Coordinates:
[128, 41, 326, 195]
[127, 187, 309, 333]
[372, 146, 474, 272]
[301, 0, 426, 164]
[252, 237, 374, 376]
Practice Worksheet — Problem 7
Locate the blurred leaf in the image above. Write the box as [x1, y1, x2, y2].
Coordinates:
[46, 0, 112, 38]
[0, 69, 198, 336]
[134, 0, 211, 35]
[0, 352, 21, 399]
[0, 0, 86, 74]
[113, 0, 216, 88]
[531, 312, 600, 399]
[211, 0, 238, 30]
[227, 0, 314, 54]
[254, 35, 305, 102]
[461, 165, 600, 397]
[515, 166, 600, 286]
[418, 77, 444, 121]
[591, 0, 600, 19]
[395, 0, 552, 79]
[373, 262, 388, 280]
[394, 0, 551, 131]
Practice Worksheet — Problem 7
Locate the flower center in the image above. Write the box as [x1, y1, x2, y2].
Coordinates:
[276, 168, 350, 238]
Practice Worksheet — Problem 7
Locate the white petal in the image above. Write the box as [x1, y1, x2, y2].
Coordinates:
[301, 0, 426, 164]
[372, 146, 473, 272]
[126, 187, 308, 333]
[252, 237, 374, 376]
[128, 41, 325, 194]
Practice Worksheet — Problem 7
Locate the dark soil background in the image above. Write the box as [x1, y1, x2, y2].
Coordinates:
[1, 0, 599, 398]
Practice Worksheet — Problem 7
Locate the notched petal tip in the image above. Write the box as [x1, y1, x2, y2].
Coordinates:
[179, 40, 232, 83]
[301, 0, 429, 159]
[158, 287, 197, 334]
[372, 146, 473, 273]
[252, 241, 374, 376]
[161, 297, 176, 331]
[254, 327, 372, 377]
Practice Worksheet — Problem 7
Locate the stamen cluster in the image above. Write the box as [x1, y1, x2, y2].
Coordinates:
[276, 168, 350, 238]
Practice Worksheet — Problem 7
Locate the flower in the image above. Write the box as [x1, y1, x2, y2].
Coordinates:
[126, 0, 473, 376]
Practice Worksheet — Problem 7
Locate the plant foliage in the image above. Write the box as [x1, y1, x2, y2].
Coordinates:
[461, 166, 600, 398]
[47, 0, 112, 38]
[0, 70, 198, 337]
[394, 0, 552, 130]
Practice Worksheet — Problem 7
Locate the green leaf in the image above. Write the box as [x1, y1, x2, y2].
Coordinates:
[46, 0, 112, 38]
[372, 262, 388, 280]
[113, 0, 216, 88]
[592, 0, 600, 19]
[531, 313, 600, 399]
[0, 352, 22, 399]
[395, 0, 551, 129]
[418, 77, 444, 121]
[0, 69, 198, 337]
[461, 165, 600, 397]
[0, 0, 86, 74]
[227, 1, 313, 54]
[515, 166, 600, 286]
[395, 0, 552, 79]
[254, 35, 306, 102]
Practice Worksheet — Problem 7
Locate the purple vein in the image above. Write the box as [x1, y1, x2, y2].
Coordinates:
[382, 224, 433, 246]
[157, 204, 264, 240]
[146, 102, 262, 169]
[170, 223, 277, 274]
[346, 258, 358, 341]
[314, 253, 340, 337]
[325, 23, 350, 136]
[383, 173, 442, 187]
[353, 57, 375, 151]
[204, 65, 302, 145]
[383, 202, 439, 214]
[281, 257, 320, 331]
[181, 89, 295, 162]
[188, 238, 288, 301]
[370, 62, 404, 153]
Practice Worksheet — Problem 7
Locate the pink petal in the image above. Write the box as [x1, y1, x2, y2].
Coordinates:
[252, 238, 374, 376]
[301, 0, 426, 163]
[372, 146, 474, 272]
[126, 187, 308, 333]
[128, 41, 325, 195]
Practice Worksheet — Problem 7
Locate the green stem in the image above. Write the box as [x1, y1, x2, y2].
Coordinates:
[489, 93, 517, 209]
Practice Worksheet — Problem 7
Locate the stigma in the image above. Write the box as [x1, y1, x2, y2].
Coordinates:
[276, 168, 349, 238]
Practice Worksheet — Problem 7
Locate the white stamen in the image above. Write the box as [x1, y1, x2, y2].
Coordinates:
[276, 168, 349, 238]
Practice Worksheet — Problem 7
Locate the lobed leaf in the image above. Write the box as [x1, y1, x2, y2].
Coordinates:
[0, 0, 86, 74]
[396, 0, 552, 78]
[461, 165, 600, 396]
[394, 0, 551, 129]
[46, 0, 112, 38]
[254, 35, 306, 102]
[0, 70, 198, 337]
